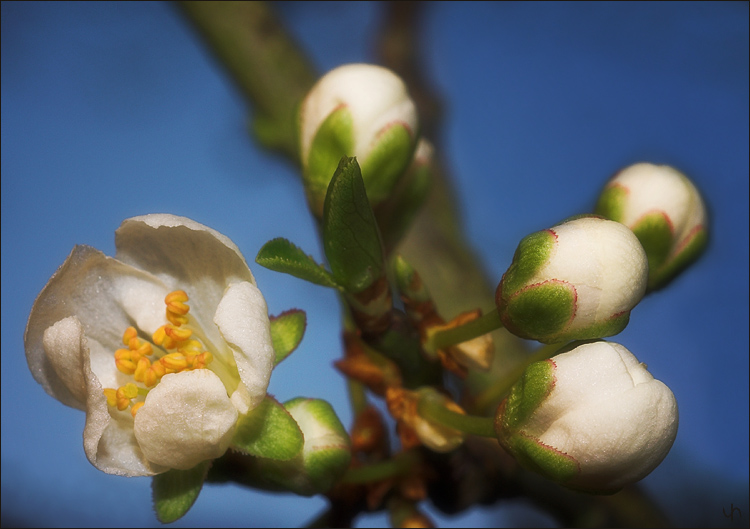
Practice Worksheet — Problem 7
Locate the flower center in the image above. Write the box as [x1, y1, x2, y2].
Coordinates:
[103, 290, 214, 417]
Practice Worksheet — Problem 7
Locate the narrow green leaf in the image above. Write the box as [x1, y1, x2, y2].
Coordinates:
[231, 395, 304, 461]
[270, 309, 307, 365]
[152, 460, 210, 524]
[322, 157, 385, 293]
[255, 237, 340, 289]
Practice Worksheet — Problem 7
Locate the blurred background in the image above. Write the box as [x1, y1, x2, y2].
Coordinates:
[2, 2, 747, 527]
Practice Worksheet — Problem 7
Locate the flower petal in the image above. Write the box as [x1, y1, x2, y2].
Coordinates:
[114, 215, 256, 344]
[540, 378, 678, 491]
[134, 370, 238, 470]
[41, 317, 88, 407]
[40, 316, 163, 476]
[213, 281, 275, 414]
[26, 245, 170, 401]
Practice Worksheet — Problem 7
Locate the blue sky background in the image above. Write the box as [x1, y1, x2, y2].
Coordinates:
[2, 2, 747, 527]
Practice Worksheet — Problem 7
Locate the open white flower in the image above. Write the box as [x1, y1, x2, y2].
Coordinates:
[25, 214, 275, 475]
[495, 341, 678, 493]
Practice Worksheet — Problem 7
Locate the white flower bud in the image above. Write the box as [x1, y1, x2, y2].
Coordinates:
[299, 63, 419, 216]
[495, 216, 648, 344]
[495, 341, 678, 493]
[595, 162, 708, 291]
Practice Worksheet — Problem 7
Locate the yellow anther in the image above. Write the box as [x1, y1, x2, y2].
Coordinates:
[115, 383, 138, 411]
[122, 326, 138, 346]
[166, 291, 191, 326]
[133, 341, 153, 356]
[161, 352, 188, 372]
[103, 388, 117, 407]
[131, 402, 145, 418]
[144, 362, 167, 387]
[178, 339, 203, 355]
[121, 383, 139, 399]
[195, 351, 213, 369]
[152, 326, 167, 346]
[164, 325, 192, 342]
[144, 369, 158, 388]
[133, 356, 152, 383]
[184, 352, 198, 368]
[116, 356, 137, 376]
[166, 311, 189, 326]
[115, 348, 132, 360]
[150, 361, 167, 378]
[166, 299, 190, 315]
[165, 290, 189, 304]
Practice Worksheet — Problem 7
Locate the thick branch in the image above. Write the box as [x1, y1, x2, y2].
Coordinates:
[178, 1, 317, 160]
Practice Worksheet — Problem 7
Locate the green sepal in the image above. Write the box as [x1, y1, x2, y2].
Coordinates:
[283, 398, 352, 494]
[305, 106, 355, 216]
[219, 398, 351, 496]
[501, 359, 556, 431]
[152, 460, 210, 524]
[359, 122, 415, 206]
[507, 434, 579, 484]
[231, 395, 304, 461]
[322, 157, 385, 294]
[594, 184, 627, 223]
[270, 309, 307, 365]
[501, 230, 557, 296]
[256, 237, 341, 290]
[568, 311, 630, 342]
[649, 225, 708, 292]
[503, 281, 575, 342]
[631, 211, 673, 273]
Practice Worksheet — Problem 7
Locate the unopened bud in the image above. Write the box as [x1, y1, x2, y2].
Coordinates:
[299, 63, 419, 216]
[495, 340, 678, 493]
[595, 162, 708, 291]
[496, 216, 648, 343]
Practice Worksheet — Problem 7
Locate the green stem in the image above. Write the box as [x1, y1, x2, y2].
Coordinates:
[341, 450, 421, 484]
[471, 341, 568, 414]
[347, 378, 368, 416]
[417, 392, 496, 438]
[425, 307, 503, 354]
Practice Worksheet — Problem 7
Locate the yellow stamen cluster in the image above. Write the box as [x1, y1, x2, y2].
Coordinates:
[104, 290, 214, 417]
[103, 383, 140, 417]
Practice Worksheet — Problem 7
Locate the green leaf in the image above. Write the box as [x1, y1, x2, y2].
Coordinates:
[322, 157, 385, 293]
[152, 460, 210, 524]
[256, 237, 340, 289]
[270, 309, 307, 365]
[231, 395, 304, 461]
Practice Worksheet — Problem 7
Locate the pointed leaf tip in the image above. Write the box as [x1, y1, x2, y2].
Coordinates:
[152, 460, 210, 524]
[322, 157, 385, 294]
[270, 309, 307, 365]
[255, 237, 341, 289]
